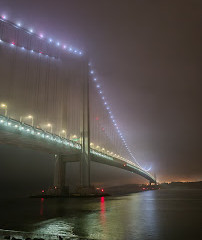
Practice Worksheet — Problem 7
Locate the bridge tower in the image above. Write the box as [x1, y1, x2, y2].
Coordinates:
[80, 61, 91, 189]
[53, 60, 91, 194]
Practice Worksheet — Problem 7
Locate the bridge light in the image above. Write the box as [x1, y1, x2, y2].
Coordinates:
[29, 29, 33, 33]
[49, 38, 53, 43]
[20, 115, 34, 126]
[27, 115, 34, 126]
[57, 42, 60, 46]
[17, 22, 21, 27]
[63, 45, 67, 49]
[94, 78, 97, 81]
[59, 129, 67, 138]
[46, 123, 53, 133]
[96, 85, 100, 88]
[40, 34, 44, 38]
[2, 15, 6, 19]
[0, 103, 7, 116]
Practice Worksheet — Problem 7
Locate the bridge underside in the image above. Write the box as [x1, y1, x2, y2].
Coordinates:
[0, 124, 156, 184]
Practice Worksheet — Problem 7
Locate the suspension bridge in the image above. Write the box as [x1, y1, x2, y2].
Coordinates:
[0, 15, 156, 195]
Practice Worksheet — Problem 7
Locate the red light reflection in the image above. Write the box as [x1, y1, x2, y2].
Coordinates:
[40, 198, 44, 216]
[100, 196, 106, 224]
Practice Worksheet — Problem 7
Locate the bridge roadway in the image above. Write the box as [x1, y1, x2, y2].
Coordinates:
[0, 114, 156, 183]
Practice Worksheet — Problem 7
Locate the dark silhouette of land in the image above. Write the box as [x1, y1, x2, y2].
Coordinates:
[104, 181, 202, 195]
[160, 181, 202, 189]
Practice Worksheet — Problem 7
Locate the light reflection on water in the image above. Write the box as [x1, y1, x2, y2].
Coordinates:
[33, 218, 75, 238]
[33, 192, 156, 240]
[0, 190, 202, 240]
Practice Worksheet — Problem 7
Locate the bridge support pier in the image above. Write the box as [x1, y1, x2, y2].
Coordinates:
[54, 154, 66, 192]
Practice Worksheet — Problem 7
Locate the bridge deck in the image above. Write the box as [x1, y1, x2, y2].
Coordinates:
[0, 115, 156, 183]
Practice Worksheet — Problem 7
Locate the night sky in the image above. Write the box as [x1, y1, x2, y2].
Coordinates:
[0, 0, 201, 187]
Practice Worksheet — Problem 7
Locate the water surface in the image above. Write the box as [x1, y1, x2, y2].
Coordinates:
[0, 190, 202, 239]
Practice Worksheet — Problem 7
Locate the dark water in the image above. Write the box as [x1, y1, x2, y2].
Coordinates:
[0, 190, 202, 240]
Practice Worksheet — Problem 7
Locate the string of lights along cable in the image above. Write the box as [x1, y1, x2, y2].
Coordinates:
[0, 13, 151, 173]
